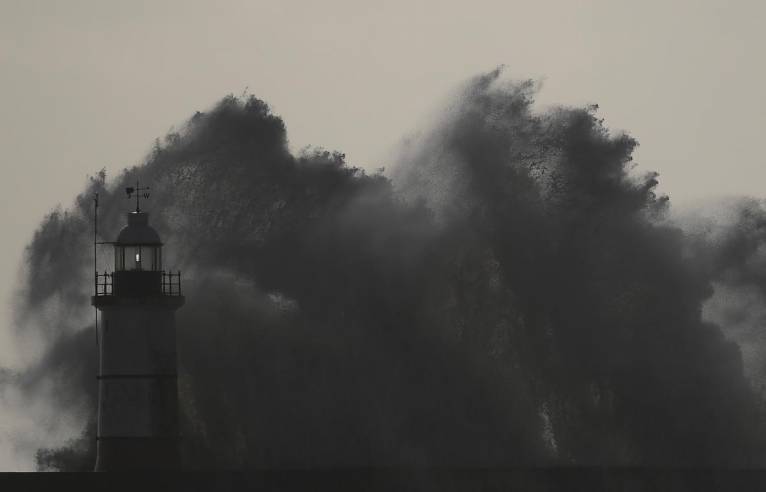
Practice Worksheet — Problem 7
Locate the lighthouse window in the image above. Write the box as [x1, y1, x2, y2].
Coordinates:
[113, 245, 161, 271]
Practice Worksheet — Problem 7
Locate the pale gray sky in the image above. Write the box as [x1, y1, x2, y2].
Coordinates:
[0, 0, 764, 363]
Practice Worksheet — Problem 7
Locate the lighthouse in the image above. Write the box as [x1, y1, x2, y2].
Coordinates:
[92, 184, 184, 471]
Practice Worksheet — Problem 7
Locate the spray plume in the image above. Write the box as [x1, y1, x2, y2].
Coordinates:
[5, 69, 766, 470]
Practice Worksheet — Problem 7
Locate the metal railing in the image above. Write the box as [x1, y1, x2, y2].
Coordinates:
[94, 270, 182, 296]
[95, 272, 113, 296]
[161, 271, 182, 296]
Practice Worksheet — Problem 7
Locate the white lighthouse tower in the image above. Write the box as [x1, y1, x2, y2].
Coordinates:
[92, 184, 184, 471]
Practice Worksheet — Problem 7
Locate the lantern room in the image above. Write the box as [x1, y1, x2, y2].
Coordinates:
[114, 211, 162, 271]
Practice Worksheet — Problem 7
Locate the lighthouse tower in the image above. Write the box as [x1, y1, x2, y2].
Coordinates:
[92, 186, 184, 471]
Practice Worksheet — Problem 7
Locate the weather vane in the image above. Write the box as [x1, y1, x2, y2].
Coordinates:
[126, 180, 150, 212]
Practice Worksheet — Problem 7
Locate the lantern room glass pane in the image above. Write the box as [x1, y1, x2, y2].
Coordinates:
[114, 246, 125, 271]
[153, 246, 162, 271]
[128, 246, 141, 270]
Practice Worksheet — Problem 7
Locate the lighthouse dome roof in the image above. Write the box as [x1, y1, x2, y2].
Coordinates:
[116, 211, 162, 245]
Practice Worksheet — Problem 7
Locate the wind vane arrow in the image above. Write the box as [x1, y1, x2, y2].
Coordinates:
[126, 180, 150, 212]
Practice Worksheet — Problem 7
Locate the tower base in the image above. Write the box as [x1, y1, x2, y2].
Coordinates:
[94, 437, 180, 471]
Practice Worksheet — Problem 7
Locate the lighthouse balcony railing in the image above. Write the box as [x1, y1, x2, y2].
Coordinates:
[161, 271, 182, 296]
[94, 271, 182, 297]
[95, 272, 113, 296]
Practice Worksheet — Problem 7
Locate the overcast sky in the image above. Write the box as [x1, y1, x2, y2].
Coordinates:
[0, 0, 764, 369]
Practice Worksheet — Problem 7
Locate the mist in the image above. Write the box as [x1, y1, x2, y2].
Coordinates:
[5, 69, 766, 470]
